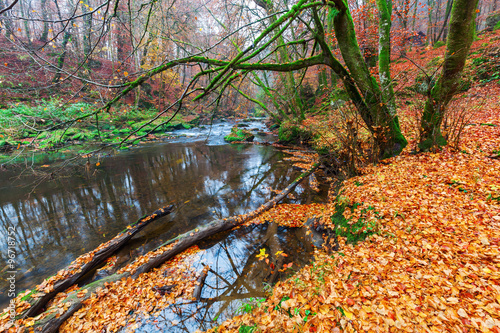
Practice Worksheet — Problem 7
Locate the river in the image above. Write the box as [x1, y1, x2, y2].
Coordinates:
[0, 121, 328, 331]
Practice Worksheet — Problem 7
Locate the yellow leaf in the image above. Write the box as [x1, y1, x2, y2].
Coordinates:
[256, 248, 268, 260]
[344, 311, 354, 320]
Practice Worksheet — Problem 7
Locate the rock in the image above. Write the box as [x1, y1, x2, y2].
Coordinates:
[485, 11, 500, 31]
[224, 125, 255, 142]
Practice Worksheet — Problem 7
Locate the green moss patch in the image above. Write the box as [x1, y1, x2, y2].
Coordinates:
[224, 126, 255, 143]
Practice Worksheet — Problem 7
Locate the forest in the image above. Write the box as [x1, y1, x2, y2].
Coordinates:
[1, 0, 500, 332]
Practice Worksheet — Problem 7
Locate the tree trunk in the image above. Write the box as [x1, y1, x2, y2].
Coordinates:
[419, 0, 479, 151]
[377, 0, 396, 115]
[39, 0, 49, 42]
[328, 0, 407, 157]
[52, 29, 72, 83]
[21, 205, 174, 319]
[0, 0, 13, 40]
[427, 0, 435, 44]
[30, 164, 318, 333]
[435, 0, 454, 42]
[80, 0, 92, 57]
[19, 0, 31, 43]
[52, 0, 71, 83]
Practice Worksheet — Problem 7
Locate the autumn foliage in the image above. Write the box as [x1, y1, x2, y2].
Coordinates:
[206, 70, 500, 333]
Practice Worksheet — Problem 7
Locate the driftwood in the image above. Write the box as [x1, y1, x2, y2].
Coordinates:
[31, 163, 319, 333]
[23, 205, 174, 319]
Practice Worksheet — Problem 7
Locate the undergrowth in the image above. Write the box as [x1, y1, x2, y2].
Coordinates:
[330, 199, 380, 245]
[0, 99, 197, 156]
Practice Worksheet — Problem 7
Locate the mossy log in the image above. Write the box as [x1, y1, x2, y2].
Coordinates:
[22, 205, 174, 319]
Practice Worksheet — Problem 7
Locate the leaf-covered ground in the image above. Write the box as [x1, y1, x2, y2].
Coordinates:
[208, 86, 500, 332]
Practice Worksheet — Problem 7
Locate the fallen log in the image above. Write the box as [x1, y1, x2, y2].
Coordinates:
[30, 163, 319, 333]
[22, 205, 174, 319]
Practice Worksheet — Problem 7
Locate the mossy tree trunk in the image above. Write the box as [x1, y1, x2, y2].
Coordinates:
[377, 0, 396, 116]
[418, 0, 479, 151]
[328, 0, 407, 157]
[80, 0, 92, 57]
[39, 0, 49, 42]
[19, 0, 31, 44]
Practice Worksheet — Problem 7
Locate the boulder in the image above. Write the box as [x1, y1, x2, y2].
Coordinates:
[485, 11, 500, 31]
[224, 125, 255, 142]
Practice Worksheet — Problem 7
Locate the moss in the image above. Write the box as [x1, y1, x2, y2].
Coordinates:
[62, 128, 78, 137]
[433, 41, 446, 48]
[418, 135, 447, 151]
[71, 133, 84, 141]
[330, 201, 379, 245]
[224, 126, 255, 142]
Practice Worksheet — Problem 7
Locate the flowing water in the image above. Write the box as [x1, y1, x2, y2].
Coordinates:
[0, 121, 328, 331]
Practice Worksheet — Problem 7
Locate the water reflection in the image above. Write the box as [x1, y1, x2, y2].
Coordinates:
[0, 142, 326, 309]
[130, 222, 316, 333]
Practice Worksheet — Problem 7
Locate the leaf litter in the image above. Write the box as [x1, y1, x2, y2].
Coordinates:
[208, 90, 500, 331]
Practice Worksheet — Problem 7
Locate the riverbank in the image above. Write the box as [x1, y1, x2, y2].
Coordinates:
[1, 107, 499, 332]
[0, 100, 247, 161]
[209, 90, 500, 331]
[0, 100, 273, 165]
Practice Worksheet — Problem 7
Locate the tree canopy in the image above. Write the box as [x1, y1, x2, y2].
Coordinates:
[0, 0, 492, 156]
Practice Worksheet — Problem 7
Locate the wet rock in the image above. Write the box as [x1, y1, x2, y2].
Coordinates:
[224, 125, 255, 142]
